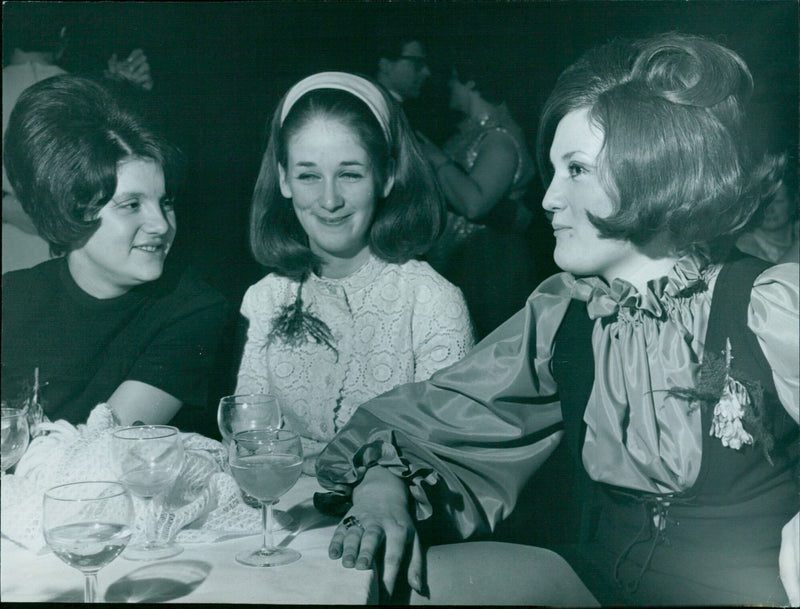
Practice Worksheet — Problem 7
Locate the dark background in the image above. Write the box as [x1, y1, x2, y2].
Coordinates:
[4, 0, 797, 307]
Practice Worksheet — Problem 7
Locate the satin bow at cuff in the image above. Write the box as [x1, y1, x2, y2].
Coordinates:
[316, 429, 440, 522]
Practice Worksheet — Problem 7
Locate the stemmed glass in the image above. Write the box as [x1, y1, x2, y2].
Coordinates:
[217, 394, 282, 445]
[43, 481, 134, 603]
[218, 394, 283, 508]
[111, 425, 184, 561]
[1, 406, 30, 474]
[228, 429, 303, 567]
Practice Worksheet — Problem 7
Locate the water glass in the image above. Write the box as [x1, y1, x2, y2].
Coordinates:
[43, 481, 134, 602]
[1, 406, 30, 474]
[217, 394, 282, 445]
[111, 425, 184, 560]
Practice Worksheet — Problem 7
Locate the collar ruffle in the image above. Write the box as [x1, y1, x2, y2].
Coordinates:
[569, 254, 710, 320]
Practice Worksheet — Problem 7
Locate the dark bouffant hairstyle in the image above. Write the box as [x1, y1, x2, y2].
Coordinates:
[536, 32, 779, 257]
[249, 78, 444, 280]
[4, 75, 184, 256]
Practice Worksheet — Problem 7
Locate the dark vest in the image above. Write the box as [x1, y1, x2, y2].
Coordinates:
[552, 257, 798, 539]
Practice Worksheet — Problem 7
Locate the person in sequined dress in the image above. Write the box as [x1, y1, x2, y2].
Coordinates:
[418, 66, 545, 338]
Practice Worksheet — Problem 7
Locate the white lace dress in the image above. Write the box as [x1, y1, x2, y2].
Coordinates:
[236, 254, 475, 472]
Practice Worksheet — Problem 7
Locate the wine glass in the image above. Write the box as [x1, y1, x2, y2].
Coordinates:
[43, 481, 134, 603]
[111, 425, 184, 561]
[228, 428, 303, 567]
[1, 406, 30, 474]
[218, 394, 283, 508]
[217, 393, 282, 445]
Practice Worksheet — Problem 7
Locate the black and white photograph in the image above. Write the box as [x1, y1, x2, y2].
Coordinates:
[2, 1, 798, 605]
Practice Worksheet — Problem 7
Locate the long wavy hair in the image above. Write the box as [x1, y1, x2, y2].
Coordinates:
[249, 78, 444, 282]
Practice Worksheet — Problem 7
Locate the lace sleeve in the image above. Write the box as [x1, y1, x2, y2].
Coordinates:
[749, 262, 800, 423]
[235, 280, 277, 395]
[410, 270, 475, 381]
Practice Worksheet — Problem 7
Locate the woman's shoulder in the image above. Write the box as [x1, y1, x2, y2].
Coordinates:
[2, 257, 61, 291]
[751, 261, 799, 307]
[1, 259, 64, 321]
[531, 271, 575, 300]
[390, 259, 463, 295]
[244, 271, 297, 293]
[241, 272, 298, 311]
[149, 263, 227, 312]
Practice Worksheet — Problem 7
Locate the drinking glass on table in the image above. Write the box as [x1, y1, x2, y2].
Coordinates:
[111, 425, 184, 561]
[229, 428, 303, 567]
[1, 405, 29, 474]
[43, 481, 134, 603]
[218, 394, 283, 507]
[217, 393, 282, 445]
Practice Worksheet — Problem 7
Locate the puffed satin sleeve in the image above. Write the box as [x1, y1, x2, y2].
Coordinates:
[748, 262, 799, 423]
[316, 274, 574, 539]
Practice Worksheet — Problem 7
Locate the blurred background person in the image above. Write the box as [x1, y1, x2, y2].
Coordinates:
[735, 152, 799, 264]
[374, 36, 432, 104]
[236, 72, 474, 474]
[418, 64, 546, 338]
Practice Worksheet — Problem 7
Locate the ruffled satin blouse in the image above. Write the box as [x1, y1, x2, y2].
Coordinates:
[317, 256, 798, 536]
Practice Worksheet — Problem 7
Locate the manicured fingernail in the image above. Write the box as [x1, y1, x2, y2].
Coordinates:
[356, 558, 369, 569]
[329, 549, 340, 558]
[343, 557, 354, 567]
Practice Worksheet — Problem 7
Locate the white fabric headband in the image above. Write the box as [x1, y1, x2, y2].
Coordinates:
[279, 72, 392, 143]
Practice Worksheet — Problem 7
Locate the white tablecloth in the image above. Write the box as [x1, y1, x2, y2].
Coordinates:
[0, 475, 377, 604]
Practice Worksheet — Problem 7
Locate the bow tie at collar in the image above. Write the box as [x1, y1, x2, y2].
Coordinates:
[569, 254, 710, 320]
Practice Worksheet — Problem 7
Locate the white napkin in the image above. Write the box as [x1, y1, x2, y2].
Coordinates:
[1, 404, 266, 553]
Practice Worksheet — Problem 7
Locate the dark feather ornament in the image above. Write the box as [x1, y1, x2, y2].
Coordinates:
[268, 282, 338, 359]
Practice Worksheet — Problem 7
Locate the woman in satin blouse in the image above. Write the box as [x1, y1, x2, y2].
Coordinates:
[315, 34, 799, 605]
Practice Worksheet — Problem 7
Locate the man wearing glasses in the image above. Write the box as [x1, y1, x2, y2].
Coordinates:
[375, 36, 432, 103]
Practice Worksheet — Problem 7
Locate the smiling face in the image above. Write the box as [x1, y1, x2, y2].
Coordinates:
[279, 117, 394, 277]
[67, 158, 176, 298]
[542, 108, 643, 282]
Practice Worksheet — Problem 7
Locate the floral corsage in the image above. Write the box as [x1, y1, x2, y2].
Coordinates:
[668, 339, 774, 463]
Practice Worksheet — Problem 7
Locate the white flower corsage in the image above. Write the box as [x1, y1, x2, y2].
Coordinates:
[668, 338, 773, 461]
[709, 339, 756, 450]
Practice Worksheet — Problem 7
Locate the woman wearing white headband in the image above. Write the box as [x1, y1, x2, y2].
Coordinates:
[238, 72, 474, 473]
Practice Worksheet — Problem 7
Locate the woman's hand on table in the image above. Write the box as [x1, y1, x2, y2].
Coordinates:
[328, 466, 423, 596]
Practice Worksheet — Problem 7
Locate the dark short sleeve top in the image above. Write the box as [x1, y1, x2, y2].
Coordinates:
[2, 257, 228, 424]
